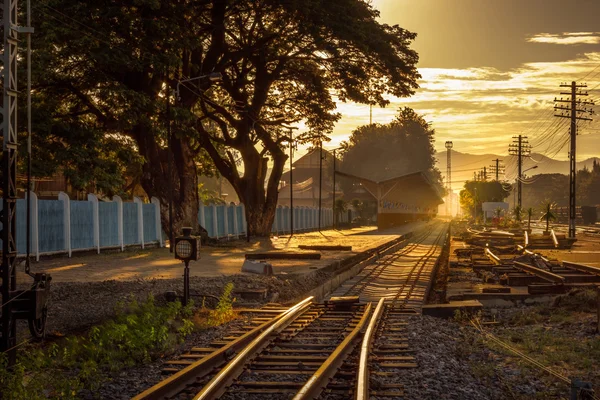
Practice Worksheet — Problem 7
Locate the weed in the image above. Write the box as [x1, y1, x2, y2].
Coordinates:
[0, 295, 195, 399]
[193, 283, 238, 328]
[553, 288, 599, 313]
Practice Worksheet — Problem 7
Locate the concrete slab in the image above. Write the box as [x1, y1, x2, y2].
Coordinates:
[17, 221, 428, 283]
[422, 300, 483, 319]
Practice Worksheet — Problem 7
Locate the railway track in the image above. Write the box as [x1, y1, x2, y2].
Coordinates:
[134, 222, 449, 400]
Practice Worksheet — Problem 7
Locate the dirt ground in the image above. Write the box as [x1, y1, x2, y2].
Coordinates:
[15, 223, 424, 284]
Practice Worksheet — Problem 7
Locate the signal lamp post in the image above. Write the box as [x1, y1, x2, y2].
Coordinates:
[174, 227, 200, 306]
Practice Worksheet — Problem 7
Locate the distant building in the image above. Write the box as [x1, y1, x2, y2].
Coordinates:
[335, 171, 443, 229]
[278, 148, 338, 208]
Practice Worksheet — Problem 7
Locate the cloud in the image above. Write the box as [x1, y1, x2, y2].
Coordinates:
[330, 51, 600, 158]
[527, 32, 600, 45]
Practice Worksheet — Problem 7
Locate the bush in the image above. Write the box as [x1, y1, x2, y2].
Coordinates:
[0, 295, 195, 399]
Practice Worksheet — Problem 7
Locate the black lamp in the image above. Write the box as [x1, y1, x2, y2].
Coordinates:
[174, 227, 200, 305]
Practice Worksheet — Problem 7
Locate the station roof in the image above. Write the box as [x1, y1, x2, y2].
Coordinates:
[335, 170, 444, 206]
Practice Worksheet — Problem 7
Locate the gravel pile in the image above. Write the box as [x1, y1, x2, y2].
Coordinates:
[394, 315, 506, 400]
[27, 270, 332, 337]
[448, 268, 482, 283]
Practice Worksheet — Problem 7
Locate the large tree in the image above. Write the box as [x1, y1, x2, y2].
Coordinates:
[31, 0, 419, 236]
[338, 107, 444, 193]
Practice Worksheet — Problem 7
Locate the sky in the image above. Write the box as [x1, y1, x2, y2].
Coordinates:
[322, 0, 600, 161]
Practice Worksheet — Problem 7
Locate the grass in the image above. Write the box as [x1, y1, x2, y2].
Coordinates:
[0, 284, 238, 400]
[458, 288, 600, 398]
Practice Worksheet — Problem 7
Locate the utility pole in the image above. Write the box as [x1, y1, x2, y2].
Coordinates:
[166, 75, 174, 252]
[2, 0, 22, 364]
[508, 135, 531, 219]
[445, 141, 453, 217]
[554, 82, 595, 238]
[318, 141, 323, 231]
[490, 158, 504, 181]
[285, 126, 298, 236]
[483, 166, 487, 181]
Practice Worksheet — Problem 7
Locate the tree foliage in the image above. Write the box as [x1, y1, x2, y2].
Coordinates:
[338, 107, 443, 193]
[30, 0, 420, 236]
[519, 162, 600, 210]
[459, 180, 512, 218]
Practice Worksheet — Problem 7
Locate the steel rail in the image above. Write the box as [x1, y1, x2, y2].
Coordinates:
[550, 229, 559, 248]
[562, 261, 600, 277]
[193, 296, 314, 400]
[513, 261, 565, 284]
[133, 297, 313, 400]
[392, 225, 447, 308]
[343, 226, 435, 296]
[355, 298, 385, 400]
[485, 248, 501, 265]
[292, 302, 374, 400]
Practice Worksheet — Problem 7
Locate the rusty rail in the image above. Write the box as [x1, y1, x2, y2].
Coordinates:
[562, 261, 600, 277]
[133, 297, 313, 400]
[355, 298, 385, 400]
[292, 302, 373, 400]
[513, 261, 565, 284]
[194, 296, 314, 400]
[550, 229, 559, 248]
[485, 248, 501, 265]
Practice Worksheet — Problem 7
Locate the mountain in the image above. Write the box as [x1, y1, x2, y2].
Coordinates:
[435, 150, 600, 191]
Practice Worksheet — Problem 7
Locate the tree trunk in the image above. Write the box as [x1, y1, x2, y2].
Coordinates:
[136, 125, 199, 241]
[228, 145, 286, 237]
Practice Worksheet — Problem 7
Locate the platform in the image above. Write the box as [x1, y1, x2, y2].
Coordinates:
[16, 221, 429, 283]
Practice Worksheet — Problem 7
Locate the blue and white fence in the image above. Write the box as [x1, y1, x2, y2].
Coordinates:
[4, 192, 162, 260]
[198, 203, 356, 239]
[4, 194, 357, 256]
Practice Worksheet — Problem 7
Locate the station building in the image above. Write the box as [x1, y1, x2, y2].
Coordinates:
[335, 171, 443, 229]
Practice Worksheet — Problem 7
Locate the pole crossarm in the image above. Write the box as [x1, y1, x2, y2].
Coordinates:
[554, 81, 594, 238]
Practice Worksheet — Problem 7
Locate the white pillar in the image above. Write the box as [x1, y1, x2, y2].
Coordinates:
[133, 197, 144, 249]
[233, 204, 240, 238]
[87, 194, 100, 254]
[151, 197, 163, 247]
[112, 195, 124, 251]
[276, 206, 282, 234]
[28, 192, 40, 261]
[223, 204, 229, 239]
[241, 204, 247, 235]
[58, 192, 71, 257]
[212, 205, 219, 239]
[199, 201, 206, 231]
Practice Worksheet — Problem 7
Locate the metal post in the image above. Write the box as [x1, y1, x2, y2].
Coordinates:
[555, 82, 593, 237]
[596, 285, 599, 334]
[26, 0, 32, 275]
[445, 141, 452, 217]
[569, 81, 577, 238]
[289, 128, 294, 236]
[167, 78, 174, 252]
[333, 149, 336, 229]
[318, 141, 323, 231]
[1, 0, 20, 365]
[517, 135, 522, 214]
[183, 261, 190, 306]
